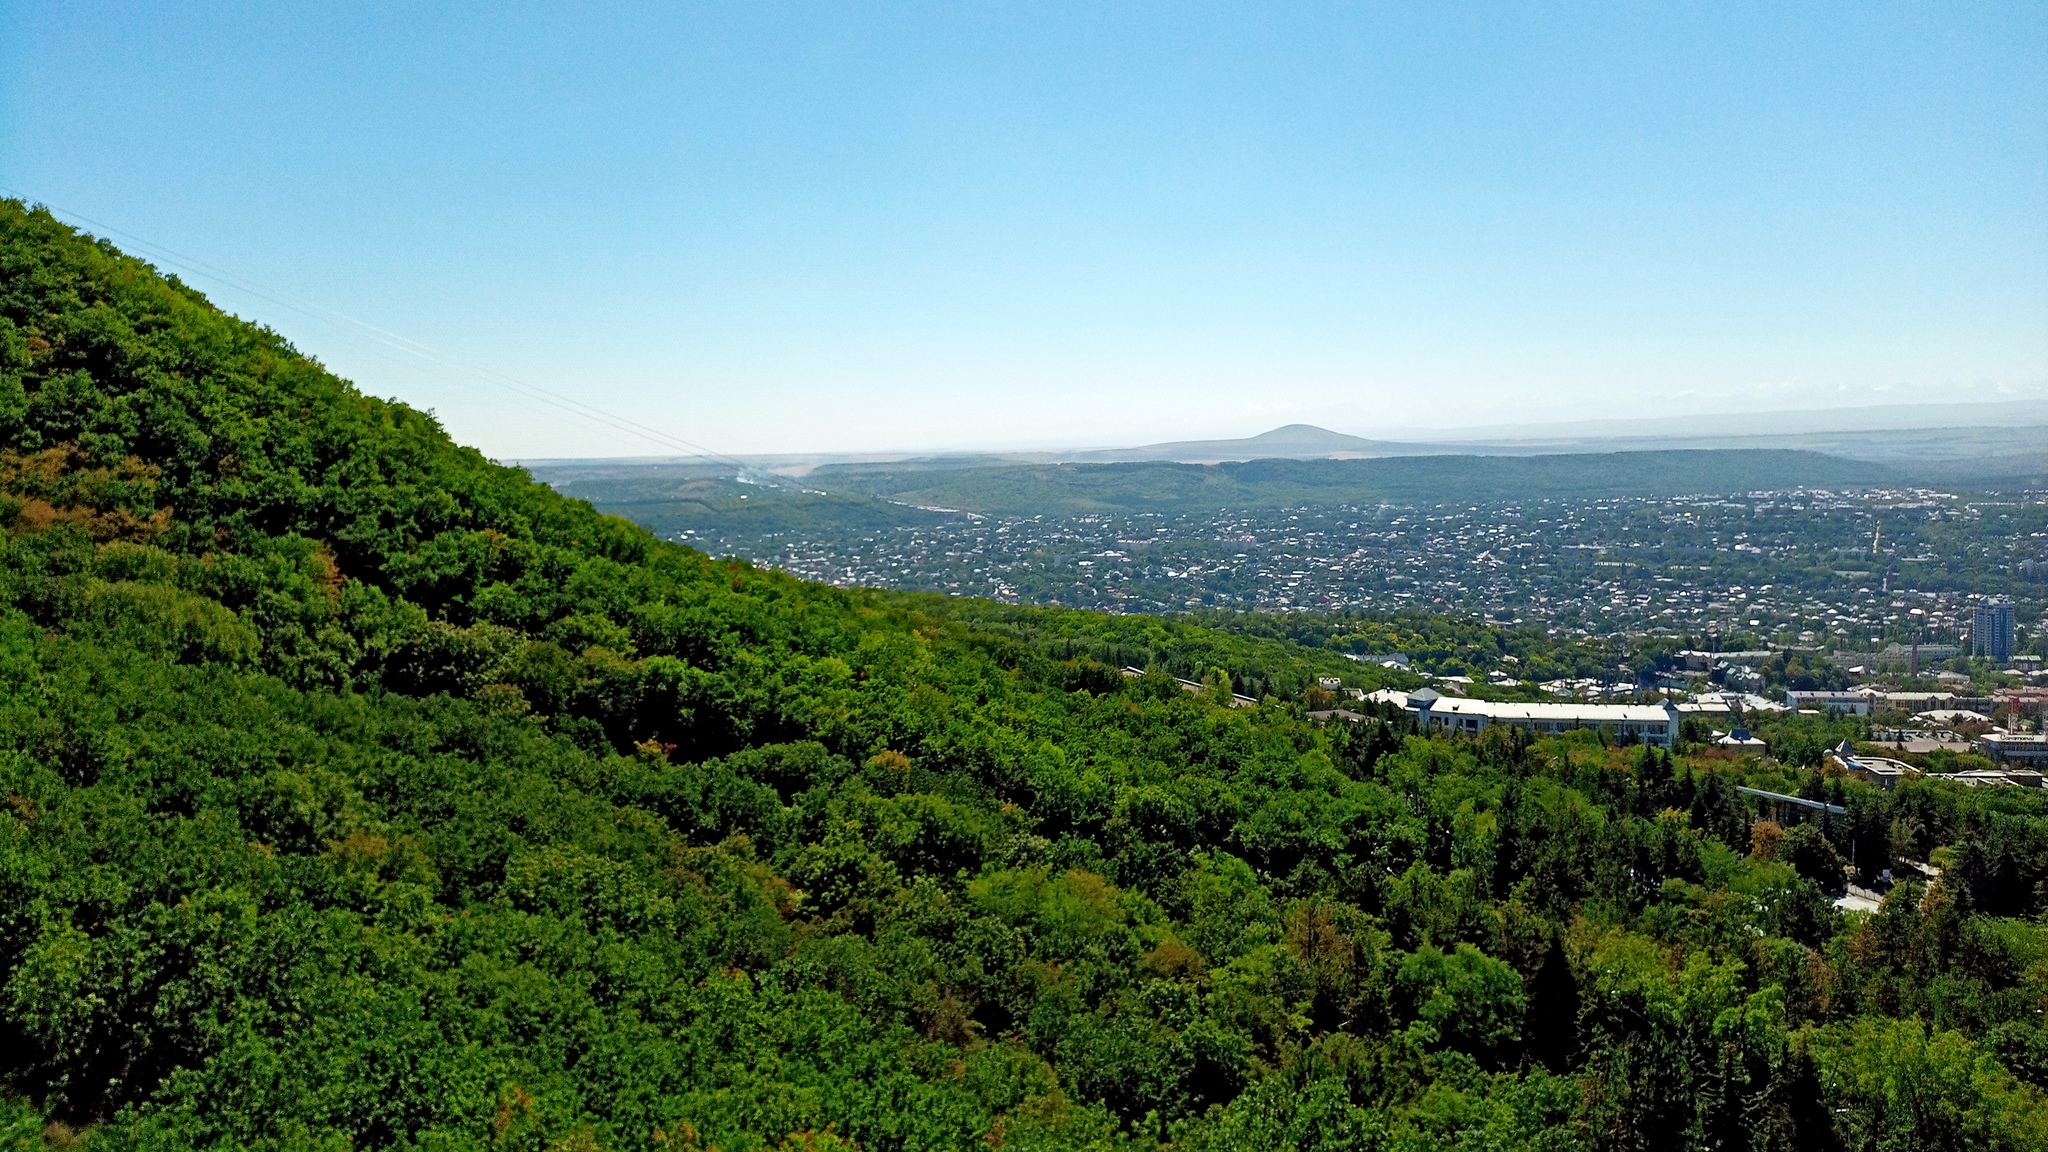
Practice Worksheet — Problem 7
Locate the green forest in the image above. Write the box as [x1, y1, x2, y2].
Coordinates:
[532, 446, 1903, 530]
[3, 199, 2047, 1151]
[801, 452, 1897, 517]
[540, 475, 954, 544]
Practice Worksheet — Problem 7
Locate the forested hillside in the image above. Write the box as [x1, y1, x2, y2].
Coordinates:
[529, 448, 1902, 536]
[3, 199, 2047, 1151]
[542, 475, 956, 545]
[802, 451, 1898, 517]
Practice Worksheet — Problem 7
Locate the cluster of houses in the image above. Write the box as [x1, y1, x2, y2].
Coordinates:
[1779, 685, 2048, 774]
[1780, 687, 2047, 717]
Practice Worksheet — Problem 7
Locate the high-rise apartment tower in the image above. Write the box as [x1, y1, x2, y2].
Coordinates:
[1973, 596, 2017, 663]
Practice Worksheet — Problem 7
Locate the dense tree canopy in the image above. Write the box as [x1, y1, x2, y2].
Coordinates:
[3, 199, 2047, 1150]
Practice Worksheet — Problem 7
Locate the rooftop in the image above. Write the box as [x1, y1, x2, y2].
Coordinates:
[1410, 691, 1677, 723]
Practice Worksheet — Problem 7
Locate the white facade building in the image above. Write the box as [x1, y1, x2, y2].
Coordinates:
[1785, 690, 1872, 715]
[1403, 688, 1680, 748]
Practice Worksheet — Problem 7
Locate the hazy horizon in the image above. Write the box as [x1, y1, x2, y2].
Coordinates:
[498, 397, 2045, 465]
[7, 2, 2045, 459]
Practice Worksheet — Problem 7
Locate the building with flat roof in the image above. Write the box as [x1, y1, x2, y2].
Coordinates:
[1880, 692, 1954, 712]
[1886, 693, 1995, 715]
[1827, 742, 1919, 792]
[1679, 650, 1776, 671]
[1979, 733, 2048, 769]
[1944, 768, 2045, 788]
[1676, 691, 1787, 715]
[1786, 690, 1872, 715]
[1882, 642, 1960, 662]
[1404, 688, 1679, 748]
[1974, 597, 2017, 663]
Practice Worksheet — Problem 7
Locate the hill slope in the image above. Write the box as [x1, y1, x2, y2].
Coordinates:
[1, 201, 2045, 1150]
[1065, 423, 1427, 462]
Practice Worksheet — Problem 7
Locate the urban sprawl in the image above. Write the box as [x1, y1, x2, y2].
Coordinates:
[689, 487, 2045, 652]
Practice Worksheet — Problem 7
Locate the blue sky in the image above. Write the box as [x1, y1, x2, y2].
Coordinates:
[4, 1, 2045, 457]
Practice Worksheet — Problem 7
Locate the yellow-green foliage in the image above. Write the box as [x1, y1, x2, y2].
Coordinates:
[2, 199, 2047, 1150]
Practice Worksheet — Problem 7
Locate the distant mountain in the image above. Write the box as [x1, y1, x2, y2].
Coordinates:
[1047, 411, 2048, 485]
[1064, 423, 1441, 463]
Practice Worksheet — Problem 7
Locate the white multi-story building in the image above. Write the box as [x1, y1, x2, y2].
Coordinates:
[1402, 688, 1680, 748]
[1786, 690, 1873, 715]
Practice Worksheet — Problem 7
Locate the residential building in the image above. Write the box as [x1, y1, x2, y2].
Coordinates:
[1993, 688, 2048, 717]
[1879, 692, 1955, 712]
[1677, 691, 1787, 715]
[1973, 596, 2017, 663]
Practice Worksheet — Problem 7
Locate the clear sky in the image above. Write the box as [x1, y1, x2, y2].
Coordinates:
[5, 2, 2045, 458]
